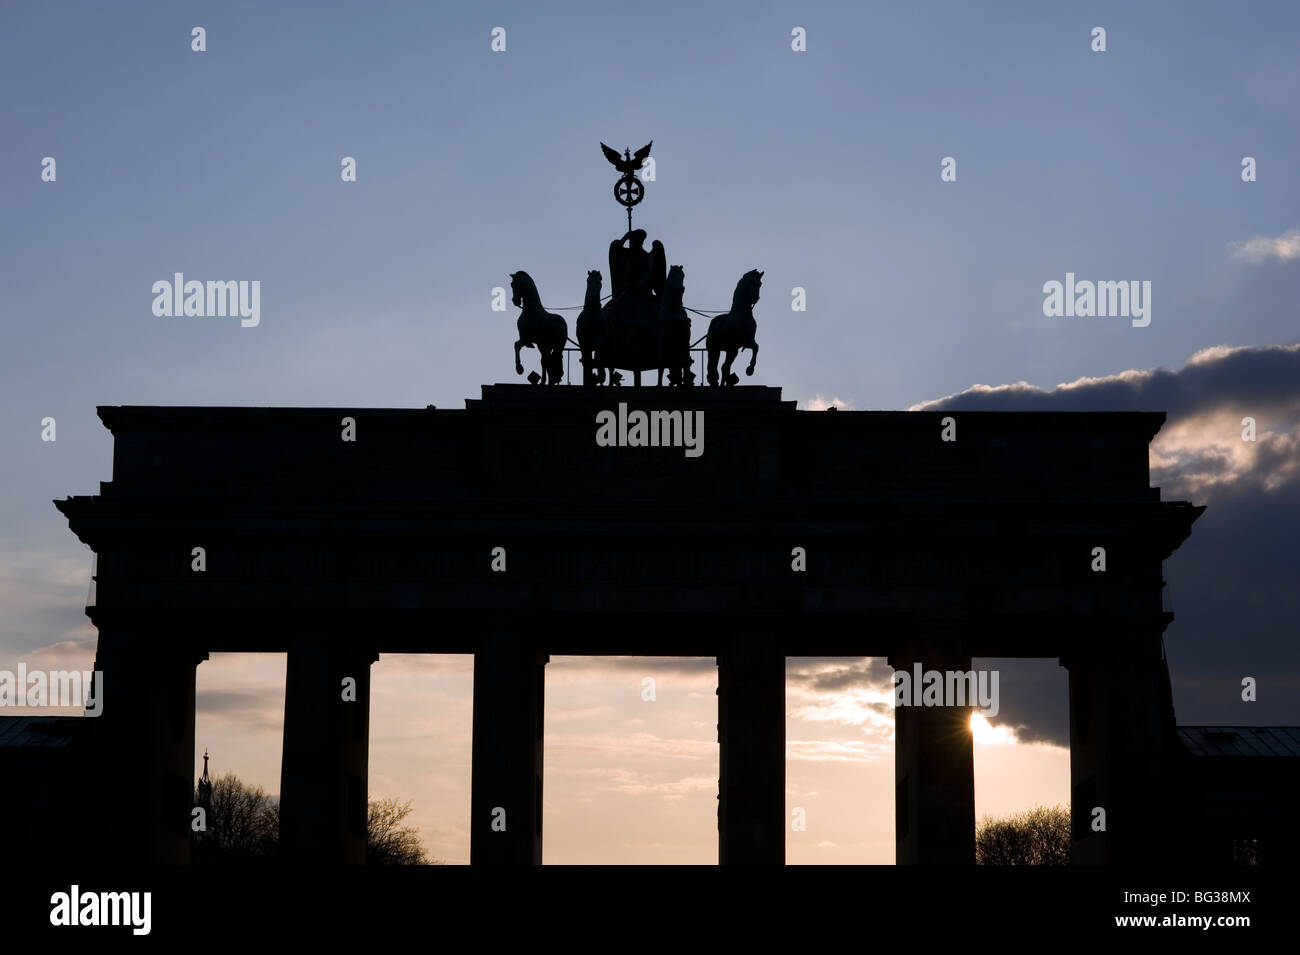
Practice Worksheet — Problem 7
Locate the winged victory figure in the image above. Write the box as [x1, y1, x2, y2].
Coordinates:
[600, 141, 653, 174]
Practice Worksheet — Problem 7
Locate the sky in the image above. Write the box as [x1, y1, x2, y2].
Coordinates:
[1, 0, 1297, 863]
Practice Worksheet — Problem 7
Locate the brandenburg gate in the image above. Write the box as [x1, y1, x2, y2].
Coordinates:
[55, 385, 1202, 864]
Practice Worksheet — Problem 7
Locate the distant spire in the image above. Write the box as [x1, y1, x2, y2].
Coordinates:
[197, 748, 213, 807]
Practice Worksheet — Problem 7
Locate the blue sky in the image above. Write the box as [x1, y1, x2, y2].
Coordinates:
[2, 1, 1298, 862]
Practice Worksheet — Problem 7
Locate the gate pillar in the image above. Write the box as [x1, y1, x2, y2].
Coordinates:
[471, 632, 547, 864]
[717, 638, 785, 864]
[889, 641, 976, 865]
[279, 638, 376, 863]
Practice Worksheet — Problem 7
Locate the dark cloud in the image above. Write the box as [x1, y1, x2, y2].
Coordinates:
[1163, 476, 1300, 726]
[787, 656, 893, 691]
[913, 343, 1300, 740]
[196, 689, 283, 732]
[972, 659, 1070, 747]
[910, 343, 1300, 420]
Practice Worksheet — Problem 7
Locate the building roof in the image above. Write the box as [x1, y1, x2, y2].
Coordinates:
[0, 716, 83, 749]
[1178, 726, 1300, 757]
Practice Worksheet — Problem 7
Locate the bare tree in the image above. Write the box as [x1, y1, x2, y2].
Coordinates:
[193, 770, 436, 864]
[193, 772, 278, 863]
[975, 803, 1071, 865]
[366, 797, 435, 865]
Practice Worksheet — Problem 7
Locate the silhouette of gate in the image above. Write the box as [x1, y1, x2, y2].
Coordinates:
[55, 384, 1201, 864]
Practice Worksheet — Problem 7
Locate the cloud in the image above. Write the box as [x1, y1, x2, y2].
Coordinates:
[787, 657, 893, 691]
[909, 343, 1300, 418]
[1229, 228, 1300, 263]
[971, 712, 1019, 746]
[608, 775, 718, 798]
[784, 656, 1067, 747]
[0, 542, 97, 659]
[971, 660, 1070, 748]
[195, 688, 285, 732]
[787, 739, 891, 763]
[22, 636, 97, 670]
[785, 658, 895, 739]
[545, 731, 715, 762]
[909, 342, 1300, 500]
[544, 656, 717, 687]
[547, 705, 615, 723]
[909, 342, 1300, 736]
[805, 395, 855, 411]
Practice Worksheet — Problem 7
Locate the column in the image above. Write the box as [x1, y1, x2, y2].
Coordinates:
[470, 632, 547, 864]
[889, 641, 975, 865]
[88, 623, 206, 864]
[279, 638, 376, 863]
[717, 639, 785, 864]
[1062, 625, 1177, 864]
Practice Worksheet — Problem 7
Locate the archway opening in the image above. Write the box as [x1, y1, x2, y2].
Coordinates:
[543, 655, 718, 864]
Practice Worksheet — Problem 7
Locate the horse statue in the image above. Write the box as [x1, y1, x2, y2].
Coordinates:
[575, 269, 606, 386]
[510, 271, 567, 385]
[657, 265, 693, 386]
[707, 269, 762, 386]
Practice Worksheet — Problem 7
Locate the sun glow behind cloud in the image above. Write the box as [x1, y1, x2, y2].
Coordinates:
[971, 712, 1018, 746]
